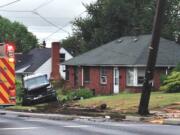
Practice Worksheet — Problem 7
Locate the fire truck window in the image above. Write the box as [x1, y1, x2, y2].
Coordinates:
[0, 46, 5, 57]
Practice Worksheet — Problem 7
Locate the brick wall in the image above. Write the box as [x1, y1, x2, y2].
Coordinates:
[153, 68, 166, 90]
[65, 66, 166, 94]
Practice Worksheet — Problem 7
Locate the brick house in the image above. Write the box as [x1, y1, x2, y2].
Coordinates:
[63, 35, 180, 95]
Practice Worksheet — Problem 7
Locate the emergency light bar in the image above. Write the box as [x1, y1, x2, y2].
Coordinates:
[5, 43, 15, 62]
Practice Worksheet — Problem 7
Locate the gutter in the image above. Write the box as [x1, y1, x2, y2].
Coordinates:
[61, 64, 176, 68]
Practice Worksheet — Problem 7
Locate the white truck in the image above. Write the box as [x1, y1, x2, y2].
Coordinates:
[22, 74, 57, 105]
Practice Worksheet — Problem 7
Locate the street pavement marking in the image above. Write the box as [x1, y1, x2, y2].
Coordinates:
[0, 127, 40, 130]
[25, 119, 45, 122]
[64, 125, 89, 128]
[101, 123, 170, 128]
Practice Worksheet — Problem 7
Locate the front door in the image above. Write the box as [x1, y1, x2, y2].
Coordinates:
[113, 67, 119, 94]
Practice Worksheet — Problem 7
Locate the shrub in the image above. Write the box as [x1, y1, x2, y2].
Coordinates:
[56, 88, 94, 103]
[160, 74, 167, 85]
[174, 63, 180, 72]
[51, 79, 66, 89]
[72, 88, 94, 100]
[15, 79, 23, 103]
[56, 88, 73, 102]
[160, 71, 180, 93]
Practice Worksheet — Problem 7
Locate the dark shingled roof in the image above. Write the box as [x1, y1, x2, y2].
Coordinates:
[63, 35, 180, 67]
[16, 48, 51, 72]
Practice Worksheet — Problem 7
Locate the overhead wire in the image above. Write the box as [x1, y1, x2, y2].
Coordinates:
[32, 11, 70, 33]
[33, 0, 55, 11]
[0, 0, 87, 41]
[0, 0, 21, 8]
[0, 9, 31, 13]
[44, 10, 87, 40]
[31, 0, 71, 40]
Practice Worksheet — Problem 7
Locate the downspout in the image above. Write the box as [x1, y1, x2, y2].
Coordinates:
[81, 67, 84, 87]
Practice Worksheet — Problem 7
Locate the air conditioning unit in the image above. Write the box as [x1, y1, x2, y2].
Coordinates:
[100, 76, 107, 84]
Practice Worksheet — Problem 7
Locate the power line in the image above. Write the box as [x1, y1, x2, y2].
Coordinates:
[44, 21, 71, 40]
[0, 0, 87, 41]
[32, 11, 70, 34]
[44, 10, 87, 40]
[0, 0, 70, 39]
[0, 9, 31, 13]
[32, 0, 71, 37]
[0, 0, 21, 8]
[33, 0, 55, 11]
[0, 0, 54, 12]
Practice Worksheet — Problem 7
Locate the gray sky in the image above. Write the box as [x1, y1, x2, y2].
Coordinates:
[0, 0, 96, 46]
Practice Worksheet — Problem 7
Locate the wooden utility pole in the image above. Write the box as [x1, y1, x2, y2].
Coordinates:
[138, 0, 166, 115]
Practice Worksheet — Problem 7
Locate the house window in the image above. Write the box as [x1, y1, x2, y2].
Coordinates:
[60, 53, 65, 62]
[65, 66, 69, 80]
[137, 68, 145, 85]
[100, 67, 107, 84]
[126, 68, 134, 86]
[83, 67, 90, 82]
[126, 68, 145, 86]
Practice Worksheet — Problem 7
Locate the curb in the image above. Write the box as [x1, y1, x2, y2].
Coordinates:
[125, 115, 153, 122]
[125, 115, 180, 126]
[125, 116, 145, 122]
[0, 110, 106, 122]
[1, 110, 179, 125]
[0, 110, 79, 121]
[163, 119, 180, 125]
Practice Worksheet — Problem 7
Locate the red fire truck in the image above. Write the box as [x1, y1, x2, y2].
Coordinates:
[0, 43, 16, 106]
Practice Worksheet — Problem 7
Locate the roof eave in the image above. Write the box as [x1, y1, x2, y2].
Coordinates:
[62, 64, 177, 68]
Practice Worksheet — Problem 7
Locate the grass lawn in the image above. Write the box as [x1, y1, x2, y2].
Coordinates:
[6, 92, 180, 115]
[77, 92, 180, 113]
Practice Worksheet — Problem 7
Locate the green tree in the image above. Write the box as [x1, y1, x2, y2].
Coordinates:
[162, 0, 180, 41]
[0, 16, 38, 52]
[62, 0, 179, 55]
[61, 35, 87, 56]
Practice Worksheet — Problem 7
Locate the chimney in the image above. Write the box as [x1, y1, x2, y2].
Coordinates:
[42, 40, 46, 48]
[50, 42, 61, 81]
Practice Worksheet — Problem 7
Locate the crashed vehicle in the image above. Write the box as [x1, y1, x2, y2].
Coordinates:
[22, 74, 57, 105]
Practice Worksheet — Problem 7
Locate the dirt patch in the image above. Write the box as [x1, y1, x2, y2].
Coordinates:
[152, 104, 180, 120]
[7, 101, 180, 122]
[6, 102, 125, 120]
[33, 102, 125, 119]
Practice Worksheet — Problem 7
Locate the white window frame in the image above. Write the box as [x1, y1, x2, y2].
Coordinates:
[60, 53, 65, 62]
[100, 67, 107, 85]
[126, 68, 145, 87]
[126, 68, 135, 86]
[137, 68, 145, 86]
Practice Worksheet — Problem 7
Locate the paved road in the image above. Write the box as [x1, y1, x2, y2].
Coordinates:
[0, 114, 180, 135]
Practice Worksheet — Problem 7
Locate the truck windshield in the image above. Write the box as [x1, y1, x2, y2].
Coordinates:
[24, 76, 49, 90]
[0, 45, 5, 57]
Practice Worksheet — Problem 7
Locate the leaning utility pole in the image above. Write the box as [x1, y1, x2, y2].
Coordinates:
[138, 0, 166, 115]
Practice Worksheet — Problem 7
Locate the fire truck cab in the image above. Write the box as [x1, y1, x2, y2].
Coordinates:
[0, 43, 16, 106]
